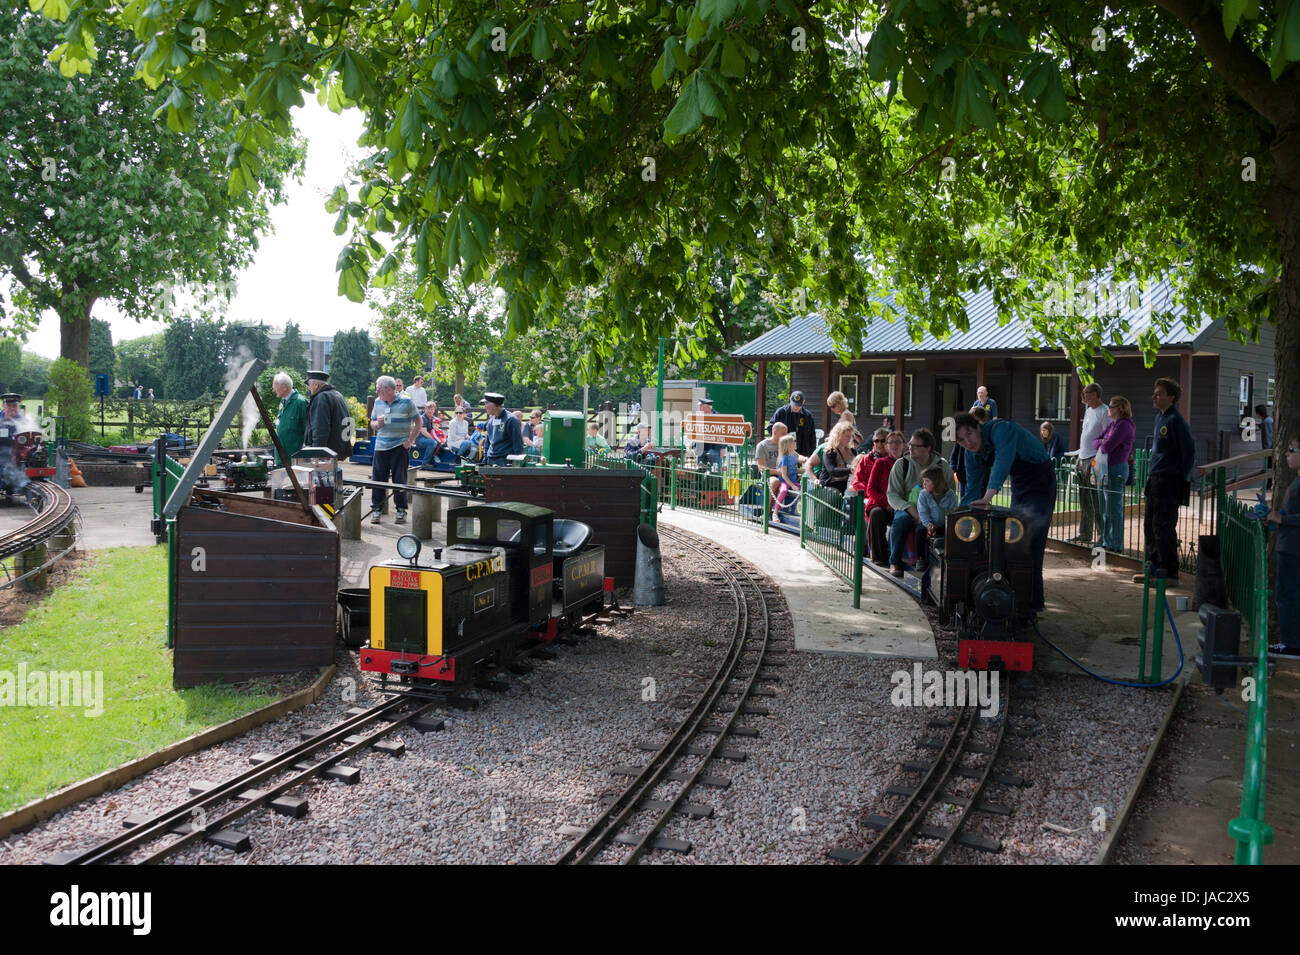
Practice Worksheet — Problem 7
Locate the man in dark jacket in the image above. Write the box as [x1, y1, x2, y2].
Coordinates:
[303, 370, 351, 460]
[770, 390, 817, 457]
[1135, 377, 1196, 584]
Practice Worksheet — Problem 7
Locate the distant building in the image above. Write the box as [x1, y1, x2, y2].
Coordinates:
[732, 280, 1275, 463]
[260, 326, 335, 373]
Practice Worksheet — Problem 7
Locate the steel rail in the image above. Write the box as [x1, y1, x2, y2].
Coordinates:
[557, 525, 776, 865]
[57, 696, 414, 865]
[924, 680, 1015, 864]
[0, 482, 78, 563]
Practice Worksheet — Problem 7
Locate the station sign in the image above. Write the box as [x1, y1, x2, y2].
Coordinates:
[683, 413, 753, 446]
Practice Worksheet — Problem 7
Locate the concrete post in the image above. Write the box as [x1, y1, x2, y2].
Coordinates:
[17, 542, 48, 592]
[411, 490, 433, 540]
[339, 488, 362, 541]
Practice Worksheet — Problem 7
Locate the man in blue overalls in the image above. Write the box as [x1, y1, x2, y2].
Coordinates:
[953, 410, 1057, 613]
[482, 392, 523, 466]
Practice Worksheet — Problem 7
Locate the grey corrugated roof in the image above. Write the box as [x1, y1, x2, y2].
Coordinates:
[732, 279, 1213, 359]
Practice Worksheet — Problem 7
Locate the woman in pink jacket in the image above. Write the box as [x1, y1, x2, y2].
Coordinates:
[1093, 396, 1137, 551]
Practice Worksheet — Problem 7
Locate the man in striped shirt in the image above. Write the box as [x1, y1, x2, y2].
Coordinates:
[369, 375, 421, 525]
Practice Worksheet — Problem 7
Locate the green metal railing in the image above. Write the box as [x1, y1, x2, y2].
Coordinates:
[1043, 449, 1214, 573]
[584, 450, 659, 529]
[798, 478, 866, 608]
[1214, 466, 1273, 865]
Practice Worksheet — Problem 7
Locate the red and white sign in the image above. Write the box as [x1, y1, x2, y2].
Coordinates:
[390, 570, 421, 589]
[683, 413, 753, 446]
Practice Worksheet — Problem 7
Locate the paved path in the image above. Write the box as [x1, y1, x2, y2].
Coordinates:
[658, 508, 936, 660]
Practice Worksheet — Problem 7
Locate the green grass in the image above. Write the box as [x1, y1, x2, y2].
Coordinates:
[0, 547, 288, 815]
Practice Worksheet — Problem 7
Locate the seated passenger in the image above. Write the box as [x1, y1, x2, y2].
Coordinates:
[586, 421, 611, 454]
[915, 465, 957, 571]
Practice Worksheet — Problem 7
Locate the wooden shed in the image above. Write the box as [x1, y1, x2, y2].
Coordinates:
[162, 358, 341, 688]
[171, 489, 339, 688]
[483, 468, 643, 587]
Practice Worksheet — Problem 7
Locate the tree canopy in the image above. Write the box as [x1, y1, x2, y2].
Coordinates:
[1, 5, 302, 367]
[88, 318, 114, 379]
[329, 328, 375, 402]
[38, 0, 1298, 481]
[273, 321, 308, 374]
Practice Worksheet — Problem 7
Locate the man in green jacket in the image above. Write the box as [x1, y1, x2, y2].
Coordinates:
[272, 372, 308, 466]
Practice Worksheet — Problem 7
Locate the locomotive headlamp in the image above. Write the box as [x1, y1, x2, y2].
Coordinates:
[954, 515, 982, 543]
[396, 534, 422, 563]
[1003, 517, 1025, 545]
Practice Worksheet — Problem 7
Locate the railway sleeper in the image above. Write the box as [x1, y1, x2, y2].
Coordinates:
[636, 741, 747, 762]
[596, 796, 714, 819]
[120, 814, 251, 852]
[297, 730, 406, 757]
[249, 753, 362, 785]
[698, 723, 760, 738]
[858, 816, 1002, 853]
[608, 766, 731, 788]
[184, 782, 309, 819]
[885, 785, 1012, 815]
[611, 832, 692, 854]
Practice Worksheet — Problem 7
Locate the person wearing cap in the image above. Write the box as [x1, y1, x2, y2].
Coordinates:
[692, 395, 722, 469]
[271, 372, 308, 466]
[483, 392, 523, 465]
[771, 390, 817, 458]
[0, 393, 32, 499]
[303, 370, 352, 460]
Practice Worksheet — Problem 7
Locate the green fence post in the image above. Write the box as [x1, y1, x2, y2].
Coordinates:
[762, 474, 770, 535]
[1151, 569, 1167, 682]
[1138, 564, 1152, 683]
[669, 463, 676, 510]
[852, 493, 865, 609]
[799, 476, 808, 548]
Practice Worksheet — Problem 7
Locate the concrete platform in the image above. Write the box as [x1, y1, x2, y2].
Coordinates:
[1114, 661, 1299, 865]
[1035, 541, 1202, 684]
[658, 508, 936, 661]
[69, 485, 157, 549]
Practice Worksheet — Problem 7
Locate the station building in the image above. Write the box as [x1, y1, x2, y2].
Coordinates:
[733, 280, 1277, 463]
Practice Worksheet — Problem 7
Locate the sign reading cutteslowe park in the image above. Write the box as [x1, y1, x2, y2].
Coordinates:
[683, 414, 753, 446]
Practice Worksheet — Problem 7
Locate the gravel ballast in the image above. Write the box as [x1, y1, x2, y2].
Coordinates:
[0, 526, 1174, 864]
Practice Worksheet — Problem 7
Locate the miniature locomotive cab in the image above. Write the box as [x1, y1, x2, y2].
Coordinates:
[272, 446, 343, 509]
[939, 505, 1037, 672]
[359, 502, 606, 689]
[0, 409, 46, 506]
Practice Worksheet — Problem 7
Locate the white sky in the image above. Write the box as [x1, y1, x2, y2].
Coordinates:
[25, 99, 374, 358]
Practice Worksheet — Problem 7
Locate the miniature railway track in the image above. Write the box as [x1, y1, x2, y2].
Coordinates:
[831, 678, 1022, 865]
[556, 524, 786, 865]
[49, 695, 448, 865]
[50, 603, 617, 865]
[0, 481, 78, 563]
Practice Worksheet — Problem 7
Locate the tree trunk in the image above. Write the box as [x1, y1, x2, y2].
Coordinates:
[455, 368, 465, 397]
[58, 296, 94, 368]
[1264, 137, 1300, 642]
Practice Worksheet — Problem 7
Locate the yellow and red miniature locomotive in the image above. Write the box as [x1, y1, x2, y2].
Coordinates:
[359, 502, 606, 686]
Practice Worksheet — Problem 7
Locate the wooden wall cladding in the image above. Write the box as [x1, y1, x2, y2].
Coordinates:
[483, 469, 643, 587]
[173, 500, 338, 688]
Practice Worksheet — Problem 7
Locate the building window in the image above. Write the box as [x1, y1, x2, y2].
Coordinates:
[839, 375, 858, 414]
[1035, 373, 1069, 421]
[869, 374, 913, 416]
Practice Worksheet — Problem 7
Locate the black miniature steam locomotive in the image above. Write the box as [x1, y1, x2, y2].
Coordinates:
[930, 505, 1037, 671]
[359, 502, 607, 688]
